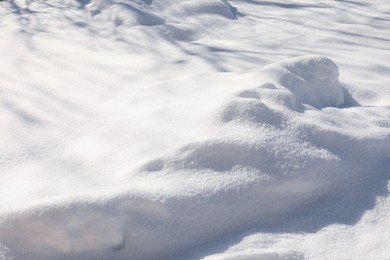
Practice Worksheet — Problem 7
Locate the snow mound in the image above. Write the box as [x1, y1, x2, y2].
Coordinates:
[1, 0, 390, 258]
[264, 56, 345, 109]
[0, 54, 389, 259]
[220, 98, 281, 126]
[237, 82, 302, 112]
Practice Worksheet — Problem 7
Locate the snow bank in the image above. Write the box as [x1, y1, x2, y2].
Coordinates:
[1, 56, 389, 259]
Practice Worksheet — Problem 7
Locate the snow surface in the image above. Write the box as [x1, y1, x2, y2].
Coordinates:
[0, 0, 389, 259]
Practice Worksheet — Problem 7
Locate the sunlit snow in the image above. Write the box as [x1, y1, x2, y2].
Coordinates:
[0, 0, 389, 259]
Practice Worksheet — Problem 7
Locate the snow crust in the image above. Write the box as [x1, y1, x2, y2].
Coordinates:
[0, 0, 389, 259]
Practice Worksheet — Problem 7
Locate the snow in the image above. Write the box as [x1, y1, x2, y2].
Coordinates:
[263, 56, 345, 109]
[0, 0, 389, 259]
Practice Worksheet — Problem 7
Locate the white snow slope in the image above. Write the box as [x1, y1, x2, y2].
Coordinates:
[0, 0, 389, 259]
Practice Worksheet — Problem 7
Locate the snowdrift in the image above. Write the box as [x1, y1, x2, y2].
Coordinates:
[1, 0, 390, 259]
[1, 55, 389, 259]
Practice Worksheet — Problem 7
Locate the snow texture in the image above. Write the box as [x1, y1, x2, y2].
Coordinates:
[0, 0, 389, 259]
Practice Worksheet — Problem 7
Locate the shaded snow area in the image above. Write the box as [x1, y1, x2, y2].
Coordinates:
[0, 0, 390, 259]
